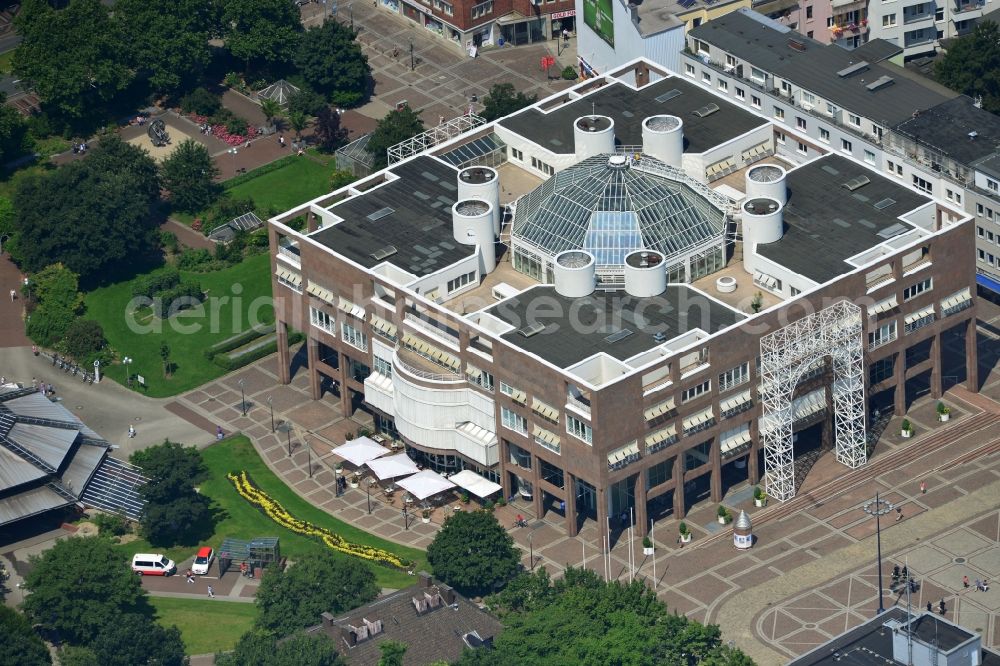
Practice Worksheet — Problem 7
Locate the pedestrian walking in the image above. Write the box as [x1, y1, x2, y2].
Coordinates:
[920, 481, 927, 494]
[975, 578, 982, 590]
[963, 575, 970, 588]
[128, 425, 136, 439]
[938, 599, 946, 615]
[926, 601, 933, 612]
[216, 426, 225, 441]
[32, 377, 37, 388]
[207, 585, 215, 598]
[895, 507, 903, 521]
[9, 288, 15, 301]
[186, 569, 194, 584]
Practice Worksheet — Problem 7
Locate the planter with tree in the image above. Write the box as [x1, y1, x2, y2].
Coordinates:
[936, 401, 951, 422]
[753, 486, 767, 508]
[349, 474, 360, 489]
[642, 535, 654, 556]
[717, 505, 732, 525]
[334, 463, 343, 475]
[901, 419, 914, 438]
[421, 509, 431, 524]
[679, 521, 691, 543]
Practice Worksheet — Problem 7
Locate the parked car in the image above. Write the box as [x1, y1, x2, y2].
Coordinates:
[131, 553, 176, 576]
[191, 547, 214, 575]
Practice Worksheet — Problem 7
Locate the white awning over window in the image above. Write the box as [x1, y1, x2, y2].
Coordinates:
[741, 142, 770, 161]
[754, 272, 778, 289]
[276, 267, 302, 286]
[645, 424, 677, 447]
[532, 425, 561, 447]
[683, 407, 714, 431]
[794, 389, 826, 419]
[370, 314, 398, 337]
[720, 424, 752, 453]
[306, 282, 336, 304]
[643, 397, 676, 421]
[720, 390, 752, 413]
[869, 294, 898, 315]
[510, 389, 527, 404]
[338, 296, 365, 319]
[531, 398, 559, 422]
[607, 441, 640, 465]
[904, 306, 935, 325]
[940, 288, 971, 311]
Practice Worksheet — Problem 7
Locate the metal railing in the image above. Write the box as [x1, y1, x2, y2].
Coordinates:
[393, 348, 462, 382]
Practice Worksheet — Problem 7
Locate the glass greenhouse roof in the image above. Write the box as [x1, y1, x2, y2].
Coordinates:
[511, 155, 726, 269]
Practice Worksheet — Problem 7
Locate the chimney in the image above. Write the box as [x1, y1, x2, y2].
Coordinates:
[440, 584, 456, 605]
[340, 626, 357, 647]
[418, 571, 433, 588]
[321, 612, 336, 628]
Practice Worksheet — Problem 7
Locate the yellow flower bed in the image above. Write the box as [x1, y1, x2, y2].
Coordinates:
[227, 471, 410, 570]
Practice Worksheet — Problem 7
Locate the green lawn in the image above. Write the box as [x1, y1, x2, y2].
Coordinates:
[84, 252, 274, 397]
[118, 436, 426, 589]
[226, 154, 340, 213]
[151, 597, 257, 655]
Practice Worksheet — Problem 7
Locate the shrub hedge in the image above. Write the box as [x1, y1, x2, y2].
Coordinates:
[131, 266, 181, 299]
[204, 323, 274, 361]
[211, 331, 303, 371]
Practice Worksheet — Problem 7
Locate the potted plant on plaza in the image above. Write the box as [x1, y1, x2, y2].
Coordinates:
[900, 419, 914, 438]
[496, 497, 506, 507]
[349, 473, 360, 489]
[642, 535, 655, 556]
[717, 505, 732, 525]
[753, 486, 767, 508]
[335, 463, 343, 475]
[936, 401, 951, 422]
[461, 491, 470, 504]
[679, 521, 692, 543]
[421, 509, 431, 524]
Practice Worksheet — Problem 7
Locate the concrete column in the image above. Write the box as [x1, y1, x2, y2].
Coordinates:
[672, 455, 686, 520]
[306, 337, 321, 400]
[307, 211, 318, 233]
[339, 353, 352, 415]
[748, 418, 760, 485]
[531, 453, 543, 520]
[564, 473, 578, 537]
[822, 384, 834, 450]
[893, 343, 906, 416]
[596, 485, 608, 553]
[965, 318, 978, 392]
[634, 64, 651, 87]
[276, 321, 291, 384]
[930, 333, 942, 399]
[634, 471, 648, 537]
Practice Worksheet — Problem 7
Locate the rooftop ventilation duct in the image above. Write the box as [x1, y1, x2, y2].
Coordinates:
[745, 164, 787, 205]
[574, 115, 615, 161]
[624, 250, 666, 297]
[553, 250, 596, 297]
[641, 115, 683, 167]
[452, 199, 496, 273]
[741, 197, 784, 276]
[458, 166, 500, 235]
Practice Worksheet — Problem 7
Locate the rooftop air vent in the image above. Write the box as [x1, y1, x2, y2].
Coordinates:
[456, 200, 490, 216]
[654, 89, 683, 103]
[652, 331, 667, 343]
[604, 329, 634, 344]
[517, 322, 546, 338]
[787, 38, 806, 52]
[842, 176, 871, 191]
[873, 198, 896, 210]
[866, 75, 894, 91]
[367, 207, 395, 221]
[969, 131, 979, 140]
[837, 61, 870, 77]
[370, 245, 398, 260]
[693, 103, 720, 118]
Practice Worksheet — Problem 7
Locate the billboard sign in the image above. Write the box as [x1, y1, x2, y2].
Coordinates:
[583, 0, 614, 47]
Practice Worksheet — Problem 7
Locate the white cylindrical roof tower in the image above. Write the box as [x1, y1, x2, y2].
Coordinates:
[452, 199, 496, 274]
[553, 250, 596, 298]
[623, 250, 667, 297]
[458, 167, 501, 236]
[641, 115, 684, 168]
[574, 115, 616, 161]
[745, 164, 787, 206]
[741, 197, 783, 276]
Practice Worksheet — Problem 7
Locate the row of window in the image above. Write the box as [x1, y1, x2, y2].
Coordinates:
[447, 271, 476, 294]
[977, 202, 998, 221]
[501, 406, 592, 445]
[978, 248, 1000, 268]
[310, 307, 368, 352]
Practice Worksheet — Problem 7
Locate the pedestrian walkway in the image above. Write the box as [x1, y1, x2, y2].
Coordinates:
[0, 254, 29, 348]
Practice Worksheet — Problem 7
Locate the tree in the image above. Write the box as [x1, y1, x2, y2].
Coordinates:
[480, 83, 538, 122]
[22, 536, 149, 645]
[0, 195, 15, 258]
[13, 0, 133, 121]
[0, 94, 32, 165]
[365, 105, 424, 169]
[934, 20, 1000, 114]
[426, 510, 519, 597]
[57, 647, 101, 666]
[221, 0, 302, 70]
[12, 137, 161, 285]
[132, 440, 213, 546]
[63, 318, 106, 362]
[0, 606, 51, 666]
[293, 22, 370, 107]
[255, 551, 378, 637]
[288, 110, 309, 141]
[260, 98, 282, 129]
[216, 630, 344, 666]
[160, 341, 171, 377]
[89, 613, 187, 666]
[314, 107, 348, 153]
[114, 0, 219, 96]
[287, 89, 327, 118]
[377, 640, 407, 666]
[456, 567, 755, 666]
[25, 263, 84, 347]
[161, 139, 221, 213]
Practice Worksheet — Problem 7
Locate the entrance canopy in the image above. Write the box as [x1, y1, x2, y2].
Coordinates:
[332, 437, 390, 468]
[449, 469, 501, 499]
[367, 453, 419, 480]
[397, 469, 456, 500]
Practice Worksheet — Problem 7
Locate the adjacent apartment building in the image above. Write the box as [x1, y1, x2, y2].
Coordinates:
[684, 8, 1000, 295]
[267, 58, 976, 542]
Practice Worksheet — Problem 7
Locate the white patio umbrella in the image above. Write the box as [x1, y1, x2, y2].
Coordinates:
[366, 453, 420, 481]
[397, 469, 456, 501]
[331, 436, 390, 468]
[449, 469, 502, 499]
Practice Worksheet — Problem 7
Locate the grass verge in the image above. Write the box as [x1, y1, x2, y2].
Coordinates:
[84, 253, 273, 397]
[117, 436, 426, 590]
[150, 597, 257, 655]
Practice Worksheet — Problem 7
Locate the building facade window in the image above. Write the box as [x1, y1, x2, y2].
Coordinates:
[735, 87, 745, 99]
[718, 363, 749, 391]
[751, 95, 762, 109]
[685, 63, 695, 77]
[531, 156, 554, 176]
[796, 116, 807, 129]
[310, 307, 335, 333]
[868, 321, 897, 350]
[848, 113, 861, 127]
[841, 138, 852, 153]
[912, 175, 932, 194]
[501, 407, 527, 434]
[774, 107, 784, 120]
[566, 415, 593, 444]
[684, 440, 712, 471]
[682, 380, 711, 402]
[373, 355, 392, 377]
[883, 13, 896, 27]
[797, 142, 808, 155]
[864, 149, 876, 164]
[510, 147, 523, 161]
[904, 278, 932, 300]
[869, 356, 894, 384]
[341, 321, 368, 351]
[447, 271, 476, 293]
[819, 127, 830, 143]
[471, 0, 492, 18]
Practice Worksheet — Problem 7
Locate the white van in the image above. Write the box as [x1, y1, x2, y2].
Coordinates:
[131, 553, 177, 576]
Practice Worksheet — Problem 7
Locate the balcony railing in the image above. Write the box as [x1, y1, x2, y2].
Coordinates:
[608, 453, 641, 472]
[941, 300, 973, 318]
[393, 348, 462, 382]
[903, 11, 934, 23]
[647, 435, 678, 455]
[904, 315, 935, 335]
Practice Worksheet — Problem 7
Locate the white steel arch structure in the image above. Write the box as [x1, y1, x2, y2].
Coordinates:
[759, 300, 867, 501]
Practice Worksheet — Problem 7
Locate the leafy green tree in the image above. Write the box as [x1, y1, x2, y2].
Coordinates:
[160, 341, 171, 377]
[13, 0, 132, 121]
[0, 195, 15, 257]
[22, 536, 149, 645]
[480, 83, 537, 122]
[293, 22, 369, 107]
[114, 0, 219, 96]
[0, 95, 32, 165]
[260, 98, 282, 128]
[63, 318, 106, 362]
[215, 630, 344, 666]
[365, 105, 424, 169]
[288, 110, 309, 141]
[426, 510, 519, 596]
[0, 606, 51, 666]
[377, 640, 407, 666]
[57, 646, 101, 666]
[221, 0, 302, 70]
[934, 20, 1000, 114]
[255, 551, 378, 637]
[12, 137, 161, 285]
[287, 89, 327, 117]
[25, 263, 84, 347]
[314, 107, 348, 153]
[161, 139, 220, 213]
[132, 440, 213, 546]
[89, 613, 187, 666]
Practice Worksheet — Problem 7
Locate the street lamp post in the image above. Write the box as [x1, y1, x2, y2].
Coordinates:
[410, 41, 415, 71]
[862, 493, 894, 615]
[238, 379, 247, 416]
[267, 396, 274, 432]
[123, 357, 133, 387]
[403, 504, 409, 530]
[366, 479, 373, 514]
[529, 531, 534, 571]
[277, 422, 293, 456]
